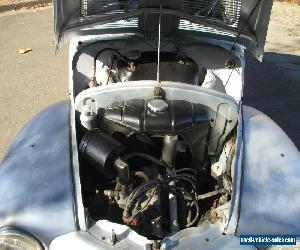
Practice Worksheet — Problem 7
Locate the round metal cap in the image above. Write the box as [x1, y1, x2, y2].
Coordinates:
[148, 99, 168, 113]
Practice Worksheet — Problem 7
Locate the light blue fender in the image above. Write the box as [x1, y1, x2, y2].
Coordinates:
[237, 105, 300, 235]
[0, 101, 76, 246]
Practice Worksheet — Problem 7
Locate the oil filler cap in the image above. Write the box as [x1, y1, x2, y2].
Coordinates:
[148, 99, 168, 113]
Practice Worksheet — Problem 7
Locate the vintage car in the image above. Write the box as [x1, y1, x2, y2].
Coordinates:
[0, 0, 299, 249]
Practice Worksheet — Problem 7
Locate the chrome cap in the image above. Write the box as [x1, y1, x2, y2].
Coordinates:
[148, 99, 168, 113]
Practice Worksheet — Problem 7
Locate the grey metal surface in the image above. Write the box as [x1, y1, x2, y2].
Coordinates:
[50, 220, 256, 250]
[75, 81, 238, 119]
[237, 105, 300, 235]
[71, 37, 242, 96]
[0, 101, 76, 246]
[226, 108, 243, 235]
[148, 99, 169, 113]
[75, 81, 239, 159]
[53, 0, 273, 59]
[242, 0, 273, 60]
[50, 220, 152, 250]
[161, 225, 256, 250]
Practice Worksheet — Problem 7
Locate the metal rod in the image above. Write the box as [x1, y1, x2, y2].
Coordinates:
[197, 189, 226, 200]
[157, 2, 162, 83]
[162, 134, 178, 167]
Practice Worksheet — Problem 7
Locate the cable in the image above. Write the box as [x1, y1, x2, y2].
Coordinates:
[224, 68, 234, 88]
[133, 171, 149, 182]
[176, 168, 197, 175]
[123, 180, 162, 220]
[127, 187, 157, 222]
[196, 0, 219, 16]
[174, 177, 196, 190]
[204, 0, 220, 17]
[174, 188, 199, 227]
[123, 176, 201, 229]
[157, 1, 162, 83]
[92, 48, 130, 85]
[106, 55, 117, 85]
[174, 173, 197, 183]
[186, 200, 200, 227]
[167, 172, 197, 188]
[124, 153, 168, 169]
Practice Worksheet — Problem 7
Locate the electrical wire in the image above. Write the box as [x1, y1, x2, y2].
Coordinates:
[124, 153, 168, 168]
[186, 200, 200, 227]
[173, 188, 200, 227]
[123, 173, 201, 228]
[168, 172, 197, 188]
[123, 180, 162, 219]
[204, 0, 220, 17]
[196, 0, 219, 16]
[121, 152, 200, 227]
[106, 55, 117, 85]
[92, 48, 130, 84]
[127, 188, 157, 222]
[176, 168, 197, 175]
[157, 1, 162, 83]
[174, 173, 197, 183]
[224, 68, 234, 88]
[133, 171, 149, 182]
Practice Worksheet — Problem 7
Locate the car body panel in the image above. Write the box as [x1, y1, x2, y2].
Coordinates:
[53, 0, 273, 60]
[69, 35, 245, 101]
[48, 105, 300, 247]
[237, 105, 300, 234]
[50, 220, 257, 250]
[1, 1, 300, 246]
[225, 106, 244, 235]
[0, 101, 76, 246]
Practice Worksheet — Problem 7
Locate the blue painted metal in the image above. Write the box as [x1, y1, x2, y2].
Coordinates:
[237, 106, 300, 235]
[0, 101, 76, 246]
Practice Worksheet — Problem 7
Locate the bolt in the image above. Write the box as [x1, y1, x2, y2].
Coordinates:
[153, 86, 166, 99]
[110, 229, 116, 245]
[210, 210, 218, 219]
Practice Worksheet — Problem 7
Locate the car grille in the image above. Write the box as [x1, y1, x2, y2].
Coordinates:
[80, 0, 241, 28]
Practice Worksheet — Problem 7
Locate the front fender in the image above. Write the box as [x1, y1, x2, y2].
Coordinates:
[0, 101, 76, 246]
[237, 105, 300, 234]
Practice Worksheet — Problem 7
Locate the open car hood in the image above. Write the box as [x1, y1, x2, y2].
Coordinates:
[53, 0, 273, 60]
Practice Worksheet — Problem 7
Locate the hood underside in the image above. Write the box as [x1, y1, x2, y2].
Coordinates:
[54, 0, 273, 60]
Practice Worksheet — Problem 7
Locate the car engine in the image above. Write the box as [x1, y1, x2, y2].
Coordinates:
[76, 49, 234, 240]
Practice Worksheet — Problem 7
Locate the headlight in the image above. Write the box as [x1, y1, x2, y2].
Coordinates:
[0, 229, 43, 250]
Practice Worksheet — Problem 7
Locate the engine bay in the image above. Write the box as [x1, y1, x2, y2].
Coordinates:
[92, 50, 203, 87]
[74, 45, 239, 240]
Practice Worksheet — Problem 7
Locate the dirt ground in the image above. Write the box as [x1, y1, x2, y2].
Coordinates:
[265, 1, 300, 55]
